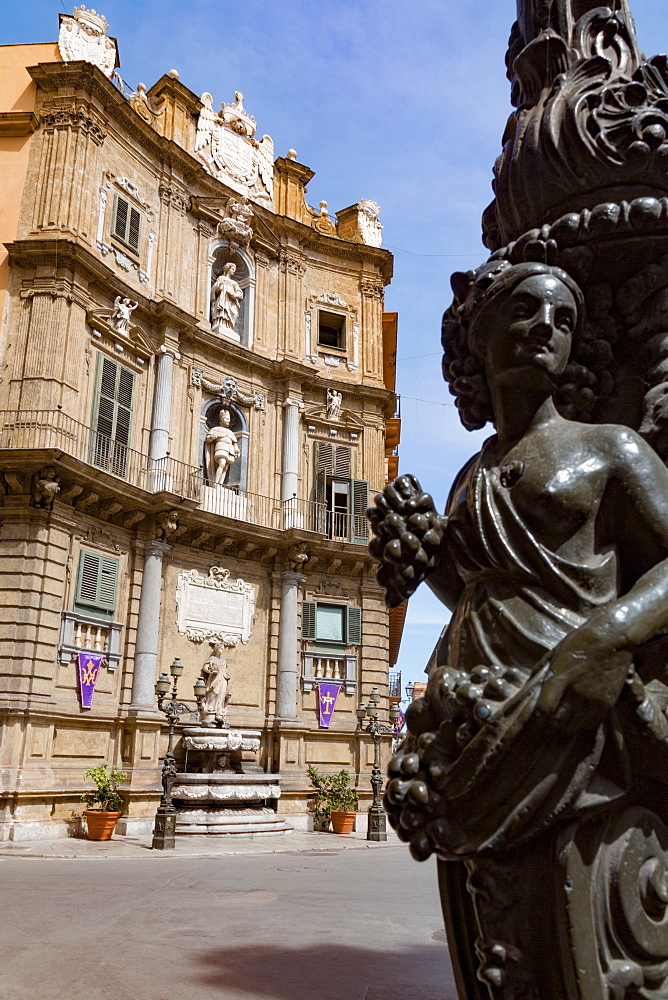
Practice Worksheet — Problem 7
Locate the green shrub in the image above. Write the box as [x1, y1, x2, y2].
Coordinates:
[307, 765, 359, 830]
[81, 765, 128, 812]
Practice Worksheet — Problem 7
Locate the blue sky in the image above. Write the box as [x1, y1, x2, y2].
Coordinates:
[5, 1, 667, 696]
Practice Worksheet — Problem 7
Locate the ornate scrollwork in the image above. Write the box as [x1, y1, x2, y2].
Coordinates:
[488, 5, 668, 248]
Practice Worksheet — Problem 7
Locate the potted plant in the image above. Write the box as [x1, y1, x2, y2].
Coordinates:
[307, 765, 359, 835]
[81, 765, 128, 841]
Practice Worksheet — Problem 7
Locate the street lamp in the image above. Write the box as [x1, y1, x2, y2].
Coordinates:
[152, 657, 206, 850]
[357, 688, 401, 842]
[405, 680, 415, 702]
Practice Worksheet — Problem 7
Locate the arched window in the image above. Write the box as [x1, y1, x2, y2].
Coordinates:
[209, 243, 255, 348]
[199, 398, 248, 490]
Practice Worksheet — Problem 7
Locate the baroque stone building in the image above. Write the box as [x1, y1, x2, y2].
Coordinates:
[0, 7, 401, 840]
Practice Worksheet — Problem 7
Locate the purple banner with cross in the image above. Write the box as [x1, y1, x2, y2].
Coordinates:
[78, 651, 104, 709]
[318, 682, 341, 728]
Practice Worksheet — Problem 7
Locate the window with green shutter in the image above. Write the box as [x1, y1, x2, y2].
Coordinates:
[112, 194, 142, 255]
[91, 353, 135, 478]
[301, 600, 316, 640]
[301, 600, 362, 646]
[313, 442, 369, 545]
[75, 550, 118, 618]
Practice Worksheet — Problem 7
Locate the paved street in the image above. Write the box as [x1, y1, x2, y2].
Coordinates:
[0, 838, 456, 1000]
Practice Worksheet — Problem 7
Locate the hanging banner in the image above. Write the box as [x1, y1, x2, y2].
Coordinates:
[77, 652, 104, 709]
[393, 710, 406, 735]
[317, 682, 341, 728]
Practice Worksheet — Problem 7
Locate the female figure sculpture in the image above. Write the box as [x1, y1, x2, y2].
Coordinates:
[370, 261, 668, 998]
[210, 262, 243, 336]
[199, 643, 231, 726]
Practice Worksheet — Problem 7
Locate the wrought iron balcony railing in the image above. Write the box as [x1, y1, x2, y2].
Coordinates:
[0, 410, 352, 538]
[0, 409, 200, 500]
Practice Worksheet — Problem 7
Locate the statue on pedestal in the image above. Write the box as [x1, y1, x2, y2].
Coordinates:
[199, 643, 231, 727]
[210, 262, 243, 336]
[111, 296, 137, 335]
[369, 3, 668, 995]
[204, 409, 240, 485]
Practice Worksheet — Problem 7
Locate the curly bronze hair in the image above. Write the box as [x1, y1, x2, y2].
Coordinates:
[441, 260, 612, 431]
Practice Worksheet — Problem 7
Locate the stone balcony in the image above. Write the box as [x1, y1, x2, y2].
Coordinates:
[0, 410, 370, 543]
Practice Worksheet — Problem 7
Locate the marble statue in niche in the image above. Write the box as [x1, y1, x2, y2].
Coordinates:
[204, 409, 241, 485]
[369, 260, 668, 997]
[199, 642, 231, 726]
[210, 262, 243, 336]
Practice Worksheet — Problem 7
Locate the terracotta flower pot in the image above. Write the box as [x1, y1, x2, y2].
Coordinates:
[330, 809, 356, 835]
[85, 810, 121, 841]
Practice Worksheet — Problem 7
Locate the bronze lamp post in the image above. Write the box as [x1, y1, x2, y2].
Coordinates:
[356, 686, 401, 842]
[151, 658, 206, 850]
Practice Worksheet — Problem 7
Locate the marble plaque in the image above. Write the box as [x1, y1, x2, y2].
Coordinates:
[176, 566, 255, 645]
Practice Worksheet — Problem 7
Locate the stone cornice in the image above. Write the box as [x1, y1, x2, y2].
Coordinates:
[253, 205, 394, 283]
[0, 111, 39, 137]
[5, 236, 395, 410]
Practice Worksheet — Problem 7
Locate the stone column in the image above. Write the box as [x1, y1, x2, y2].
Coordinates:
[130, 540, 170, 711]
[148, 346, 180, 461]
[281, 396, 303, 502]
[276, 570, 302, 720]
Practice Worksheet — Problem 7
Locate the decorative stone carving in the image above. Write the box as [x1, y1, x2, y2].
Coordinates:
[287, 544, 309, 572]
[313, 201, 337, 237]
[194, 92, 274, 206]
[190, 370, 265, 410]
[31, 466, 60, 509]
[58, 6, 118, 78]
[158, 181, 190, 215]
[128, 83, 164, 127]
[199, 642, 231, 726]
[486, 0, 668, 249]
[359, 277, 385, 300]
[210, 263, 243, 336]
[176, 566, 256, 645]
[110, 296, 138, 336]
[337, 200, 383, 247]
[182, 727, 260, 754]
[40, 108, 106, 144]
[216, 198, 253, 246]
[326, 388, 342, 420]
[154, 509, 179, 541]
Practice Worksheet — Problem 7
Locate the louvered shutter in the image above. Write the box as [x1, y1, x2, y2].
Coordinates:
[112, 194, 141, 253]
[76, 551, 118, 613]
[350, 479, 370, 544]
[334, 445, 351, 477]
[77, 551, 101, 607]
[98, 556, 118, 611]
[113, 195, 129, 242]
[128, 207, 141, 253]
[92, 354, 134, 477]
[346, 605, 362, 645]
[316, 441, 334, 474]
[301, 601, 316, 640]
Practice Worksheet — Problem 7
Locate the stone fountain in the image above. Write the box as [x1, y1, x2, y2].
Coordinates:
[172, 644, 291, 836]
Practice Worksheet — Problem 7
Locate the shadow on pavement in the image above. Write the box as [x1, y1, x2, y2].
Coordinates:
[194, 941, 455, 1000]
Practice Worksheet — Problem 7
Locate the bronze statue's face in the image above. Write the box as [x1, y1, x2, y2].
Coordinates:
[483, 274, 577, 384]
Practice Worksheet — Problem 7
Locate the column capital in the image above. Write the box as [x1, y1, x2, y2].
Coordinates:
[158, 344, 181, 361]
[283, 396, 304, 410]
[145, 539, 172, 557]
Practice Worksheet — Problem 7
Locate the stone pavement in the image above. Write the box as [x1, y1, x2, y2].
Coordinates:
[0, 827, 403, 859]
[0, 835, 456, 1000]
